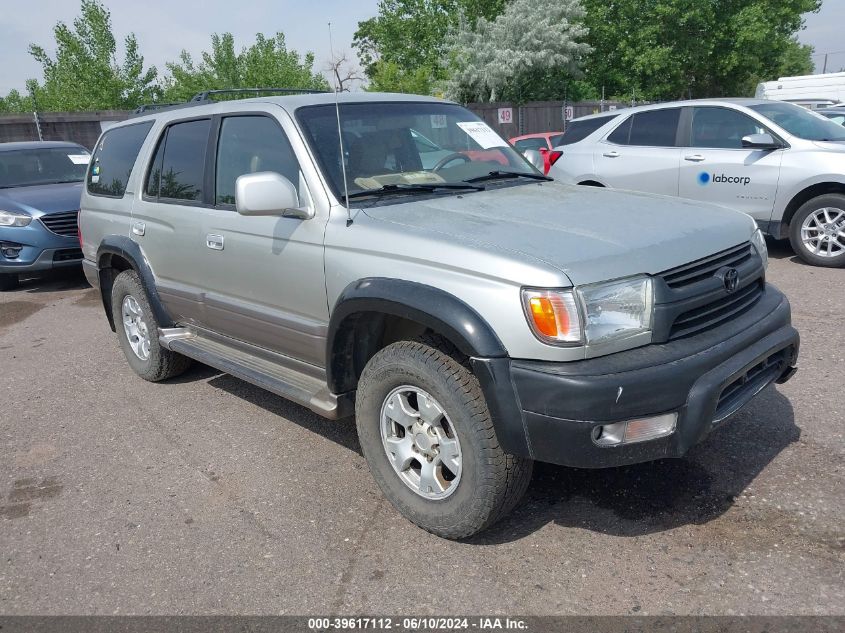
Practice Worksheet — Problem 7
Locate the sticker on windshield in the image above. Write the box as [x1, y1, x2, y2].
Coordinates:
[430, 114, 447, 129]
[67, 154, 91, 165]
[456, 121, 506, 149]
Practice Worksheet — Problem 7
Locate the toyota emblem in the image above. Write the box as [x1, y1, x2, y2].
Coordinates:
[722, 268, 739, 293]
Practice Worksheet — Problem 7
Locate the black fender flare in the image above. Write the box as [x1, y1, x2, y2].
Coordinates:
[326, 278, 532, 458]
[96, 236, 173, 331]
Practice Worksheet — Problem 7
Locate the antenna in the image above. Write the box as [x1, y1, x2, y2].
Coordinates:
[329, 22, 353, 227]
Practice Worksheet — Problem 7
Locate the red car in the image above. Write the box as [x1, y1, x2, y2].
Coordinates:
[509, 132, 565, 174]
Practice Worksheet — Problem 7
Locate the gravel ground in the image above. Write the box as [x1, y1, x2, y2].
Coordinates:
[0, 239, 842, 616]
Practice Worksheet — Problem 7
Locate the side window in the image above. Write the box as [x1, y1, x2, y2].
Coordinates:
[627, 109, 681, 147]
[215, 116, 301, 206]
[607, 116, 633, 145]
[144, 132, 165, 198]
[156, 119, 210, 201]
[87, 121, 153, 197]
[690, 107, 766, 149]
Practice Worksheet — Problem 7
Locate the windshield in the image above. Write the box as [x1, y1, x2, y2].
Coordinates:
[296, 102, 539, 200]
[748, 102, 845, 142]
[0, 147, 90, 188]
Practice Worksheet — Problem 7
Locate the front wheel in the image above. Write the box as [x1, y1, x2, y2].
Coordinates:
[789, 194, 845, 267]
[355, 338, 532, 539]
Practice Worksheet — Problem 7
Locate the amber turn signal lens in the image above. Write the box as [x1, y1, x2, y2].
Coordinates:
[529, 296, 563, 337]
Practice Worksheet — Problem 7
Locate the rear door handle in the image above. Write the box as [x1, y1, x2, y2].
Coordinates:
[206, 234, 224, 251]
[684, 154, 706, 162]
[131, 221, 145, 236]
[602, 151, 620, 158]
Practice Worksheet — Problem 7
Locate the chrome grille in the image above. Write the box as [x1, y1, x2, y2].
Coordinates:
[668, 280, 764, 340]
[661, 242, 753, 289]
[39, 211, 78, 237]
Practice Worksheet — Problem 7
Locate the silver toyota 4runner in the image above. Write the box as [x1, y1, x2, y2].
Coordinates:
[79, 92, 799, 538]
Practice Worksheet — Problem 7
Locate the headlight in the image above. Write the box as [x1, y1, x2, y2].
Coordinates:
[521, 288, 583, 344]
[0, 210, 32, 227]
[578, 276, 653, 346]
[522, 276, 654, 348]
[751, 228, 768, 269]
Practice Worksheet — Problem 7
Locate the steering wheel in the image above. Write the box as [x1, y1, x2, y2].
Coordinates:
[432, 152, 472, 172]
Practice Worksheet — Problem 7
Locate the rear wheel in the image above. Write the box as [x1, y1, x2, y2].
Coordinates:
[0, 273, 19, 291]
[111, 269, 191, 381]
[355, 337, 532, 539]
[789, 194, 845, 267]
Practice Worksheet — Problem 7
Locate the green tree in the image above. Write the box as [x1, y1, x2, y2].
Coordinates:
[582, 0, 821, 100]
[353, 0, 506, 94]
[23, 0, 159, 111]
[0, 89, 34, 114]
[162, 32, 329, 102]
[444, 0, 591, 102]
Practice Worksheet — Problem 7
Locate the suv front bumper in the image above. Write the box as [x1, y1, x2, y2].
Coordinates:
[472, 283, 799, 468]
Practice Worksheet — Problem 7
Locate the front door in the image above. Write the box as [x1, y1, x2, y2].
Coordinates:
[197, 113, 329, 366]
[678, 106, 784, 222]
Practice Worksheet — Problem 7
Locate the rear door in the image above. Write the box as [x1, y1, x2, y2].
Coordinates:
[678, 106, 784, 221]
[134, 117, 211, 325]
[594, 108, 682, 196]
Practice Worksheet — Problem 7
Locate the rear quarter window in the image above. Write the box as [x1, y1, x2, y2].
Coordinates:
[87, 121, 154, 197]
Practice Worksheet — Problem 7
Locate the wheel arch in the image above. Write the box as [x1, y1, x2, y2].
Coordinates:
[778, 181, 845, 239]
[96, 236, 172, 332]
[326, 278, 507, 395]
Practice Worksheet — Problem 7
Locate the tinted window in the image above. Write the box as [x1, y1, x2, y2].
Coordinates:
[628, 109, 680, 146]
[560, 116, 617, 145]
[144, 135, 165, 198]
[690, 107, 766, 149]
[88, 122, 153, 197]
[215, 116, 300, 205]
[514, 138, 548, 151]
[156, 119, 210, 201]
[549, 133, 566, 147]
[0, 147, 89, 188]
[607, 116, 632, 145]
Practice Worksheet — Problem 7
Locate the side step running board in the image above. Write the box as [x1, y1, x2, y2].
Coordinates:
[159, 329, 354, 420]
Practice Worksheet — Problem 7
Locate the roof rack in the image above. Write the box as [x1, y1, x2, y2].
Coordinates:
[188, 88, 329, 102]
[133, 102, 182, 114]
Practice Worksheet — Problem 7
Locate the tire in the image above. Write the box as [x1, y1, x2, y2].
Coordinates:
[355, 337, 532, 539]
[0, 273, 19, 291]
[788, 194, 845, 268]
[111, 269, 191, 381]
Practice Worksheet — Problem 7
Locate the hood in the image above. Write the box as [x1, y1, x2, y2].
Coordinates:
[0, 181, 84, 218]
[362, 181, 756, 286]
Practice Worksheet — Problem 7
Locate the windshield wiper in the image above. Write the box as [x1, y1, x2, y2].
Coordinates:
[464, 170, 553, 184]
[346, 182, 485, 200]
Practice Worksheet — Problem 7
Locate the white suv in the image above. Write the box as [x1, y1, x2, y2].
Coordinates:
[550, 99, 845, 267]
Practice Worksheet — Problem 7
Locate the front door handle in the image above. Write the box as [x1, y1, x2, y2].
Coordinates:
[206, 234, 224, 251]
[684, 154, 706, 162]
[602, 150, 620, 158]
[131, 221, 145, 236]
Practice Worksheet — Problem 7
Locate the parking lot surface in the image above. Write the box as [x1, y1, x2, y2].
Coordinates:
[1, 241, 843, 615]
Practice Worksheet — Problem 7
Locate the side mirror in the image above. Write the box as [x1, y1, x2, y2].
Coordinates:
[522, 149, 545, 172]
[741, 133, 782, 150]
[235, 172, 313, 219]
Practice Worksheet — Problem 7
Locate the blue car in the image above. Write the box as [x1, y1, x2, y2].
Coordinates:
[0, 141, 90, 290]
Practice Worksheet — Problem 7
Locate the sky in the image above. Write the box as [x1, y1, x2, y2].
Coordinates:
[0, 0, 843, 95]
